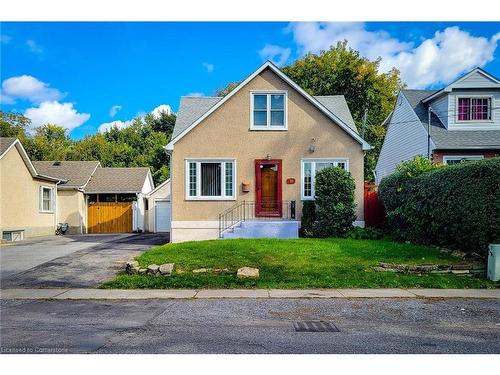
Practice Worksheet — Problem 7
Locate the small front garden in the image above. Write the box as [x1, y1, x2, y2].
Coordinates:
[101, 237, 499, 289]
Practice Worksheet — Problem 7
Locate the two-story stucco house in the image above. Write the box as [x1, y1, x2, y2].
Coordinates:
[375, 67, 500, 183]
[166, 61, 371, 242]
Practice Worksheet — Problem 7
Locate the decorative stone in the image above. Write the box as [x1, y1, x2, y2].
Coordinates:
[193, 268, 211, 273]
[125, 261, 140, 274]
[451, 269, 469, 275]
[159, 263, 174, 276]
[373, 267, 396, 272]
[237, 267, 259, 278]
[213, 268, 230, 273]
[430, 270, 451, 274]
[138, 268, 147, 274]
[452, 264, 473, 270]
[147, 264, 160, 274]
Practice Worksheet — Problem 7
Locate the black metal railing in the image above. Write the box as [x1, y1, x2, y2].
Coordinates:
[218, 200, 296, 238]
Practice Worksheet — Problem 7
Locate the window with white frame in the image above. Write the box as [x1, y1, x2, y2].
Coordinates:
[457, 97, 492, 121]
[443, 155, 483, 165]
[251, 92, 287, 129]
[186, 160, 235, 200]
[39, 186, 54, 212]
[301, 159, 349, 199]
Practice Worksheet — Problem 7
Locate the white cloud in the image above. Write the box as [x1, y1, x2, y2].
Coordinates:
[286, 23, 500, 88]
[202, 62, 214, 73]
[26, 39, 43, 54]
[185, 92, 204, 97]
[151, 104, 172, 117]
[1, 35, 11, 44]
[258, 44, 291, 66]
[1, 75, 64, 104]
[98, 119, 132, 133]
[109, 105, 122, 117]
[25, 101, 90, 131]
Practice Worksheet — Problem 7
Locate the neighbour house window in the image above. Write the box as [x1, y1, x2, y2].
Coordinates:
[39, 186, 54, 212]
[186, 160, 236, 200]
[251, 92, 287, 129]
[443, 156, 484, 165]
[457, 97, 492, 121]
[301, 159, 349, 199]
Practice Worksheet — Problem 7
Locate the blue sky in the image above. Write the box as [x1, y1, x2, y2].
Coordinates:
[1, 22, 499, 139]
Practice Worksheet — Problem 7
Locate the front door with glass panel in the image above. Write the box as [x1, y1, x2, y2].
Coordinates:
[255, 160, 282, 217]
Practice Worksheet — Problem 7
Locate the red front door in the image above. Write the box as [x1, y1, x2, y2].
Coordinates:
[255, 160, 282, 217]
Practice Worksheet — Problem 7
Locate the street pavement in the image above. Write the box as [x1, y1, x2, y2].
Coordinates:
[1, 297, 499, 353]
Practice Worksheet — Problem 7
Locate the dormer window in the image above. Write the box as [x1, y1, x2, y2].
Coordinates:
[457, 97, 492, 121]
[250, 91, 287, 130]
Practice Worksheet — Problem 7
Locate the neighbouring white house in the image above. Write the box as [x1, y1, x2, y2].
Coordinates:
[375, 67, 500, 183]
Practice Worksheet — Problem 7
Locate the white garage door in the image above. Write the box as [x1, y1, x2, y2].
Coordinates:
[155, 201, 171, 232]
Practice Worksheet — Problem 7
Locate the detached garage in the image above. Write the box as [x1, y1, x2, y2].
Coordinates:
[146, 179, 171, 234]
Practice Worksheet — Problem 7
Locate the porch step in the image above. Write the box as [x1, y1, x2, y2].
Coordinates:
[222, 220, 299, 239]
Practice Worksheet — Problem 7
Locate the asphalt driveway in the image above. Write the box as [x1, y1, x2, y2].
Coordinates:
[0, 233, 169, 288]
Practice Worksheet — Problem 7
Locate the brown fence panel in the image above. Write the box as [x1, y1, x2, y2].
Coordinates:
[364, 182, 386, 228]
[87, 202, 133, 233]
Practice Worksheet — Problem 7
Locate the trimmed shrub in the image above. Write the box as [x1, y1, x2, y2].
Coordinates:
[300, 200, 316, 237]
[313, 166, 357, 238]
[347, 227, 384, 240]
[379, 157, 500, 255]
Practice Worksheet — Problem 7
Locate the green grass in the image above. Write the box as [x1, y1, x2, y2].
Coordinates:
[100, 238, 499, 289]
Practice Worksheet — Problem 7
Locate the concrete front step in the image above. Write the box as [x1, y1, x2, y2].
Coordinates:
[222, 220, 299, 239]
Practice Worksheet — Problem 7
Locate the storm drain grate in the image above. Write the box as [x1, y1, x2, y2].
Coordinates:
[294, 321, 340, 332]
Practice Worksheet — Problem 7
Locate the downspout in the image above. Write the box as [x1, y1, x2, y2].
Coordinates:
[54, 181, 61, 231]
[427, 106, 432, 159]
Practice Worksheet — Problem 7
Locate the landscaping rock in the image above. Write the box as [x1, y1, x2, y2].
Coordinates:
[213, 268, 230, 273]
[373, 266, 396, 272]
[237, 267, 259, 278]
[452, 263, 473, 270]
[193, 268, 211, 273]
[138, 268, 147, 274]
[451, 250, 467, 258]
[451, 269, 470, 275]
[125, 260, 140, 274]
[159, 263, 174, 276]
[147, 264, 160, 275]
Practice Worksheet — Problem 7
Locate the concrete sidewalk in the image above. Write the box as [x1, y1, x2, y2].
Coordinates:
[1, 288, 500, 300]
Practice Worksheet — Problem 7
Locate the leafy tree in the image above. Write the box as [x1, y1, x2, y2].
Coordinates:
[30, 124, 74, 161]
[313, 166, 357, 238]
[215, 81, 240, 97]
[0, 111, 31, 139]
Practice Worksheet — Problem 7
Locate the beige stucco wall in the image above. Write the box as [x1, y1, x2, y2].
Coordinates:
[171, 68, 365, 242]
[146, 180, 170, 232]
[57, 190, 86, 234]
[0, 146, 57, 238]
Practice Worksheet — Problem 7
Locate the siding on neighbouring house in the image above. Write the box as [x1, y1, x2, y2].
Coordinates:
[430, 94, 449, 128]
[146, 179, 171, 233]
[375, 92, 431, 184]
[57, 190, 86, 234]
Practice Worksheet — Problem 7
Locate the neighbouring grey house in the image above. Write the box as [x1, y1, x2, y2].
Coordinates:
[375, 67, 500, 184]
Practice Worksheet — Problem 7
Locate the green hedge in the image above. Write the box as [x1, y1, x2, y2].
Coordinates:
[379, 157, 500, 255]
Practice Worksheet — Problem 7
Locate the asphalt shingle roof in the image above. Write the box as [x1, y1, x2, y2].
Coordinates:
[33, 161, 100, 189]
[402, 89, 500, 149]
[0, 137, 17, 156]
[172, 94, 358, 139]
[85, 167, 150, 193]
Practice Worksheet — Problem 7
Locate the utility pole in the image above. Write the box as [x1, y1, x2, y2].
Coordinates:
[361, 108, 368, 138]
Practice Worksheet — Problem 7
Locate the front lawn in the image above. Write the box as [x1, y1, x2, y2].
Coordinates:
[100, 238, 499, 289]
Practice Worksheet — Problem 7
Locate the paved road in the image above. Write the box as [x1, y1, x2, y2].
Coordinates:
[0, 234, 169, 288]
[1, 298, 499, 353]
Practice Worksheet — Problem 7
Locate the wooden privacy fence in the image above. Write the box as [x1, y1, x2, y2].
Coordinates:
[364, 182, 386, 228]
[87, 202, 133, 233]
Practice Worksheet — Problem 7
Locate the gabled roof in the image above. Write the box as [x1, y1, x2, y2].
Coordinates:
[422, 67, 500, 103]
[167, 61, 370, 150]
[85, 167, 152, 194]
[172, 97, 222, 139]
[32, 161, 101, 189]
[0, 137, 63, 183]
[401, 90, 500, 150]
[146, 178, 170, 198]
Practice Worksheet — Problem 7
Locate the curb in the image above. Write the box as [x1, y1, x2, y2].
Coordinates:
[1, 288, 500, 300]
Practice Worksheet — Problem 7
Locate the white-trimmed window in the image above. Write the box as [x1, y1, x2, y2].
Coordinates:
[186, 159, 236, 200]
[457, 97, 492, 122]
[39, 186, 55, 212]
[250, 91, 287, 130]
[301, 159, 349, 200]
[443, 155, 484, 165]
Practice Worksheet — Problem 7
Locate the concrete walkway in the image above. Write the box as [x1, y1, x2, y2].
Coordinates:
[1, 288, 499, 300]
